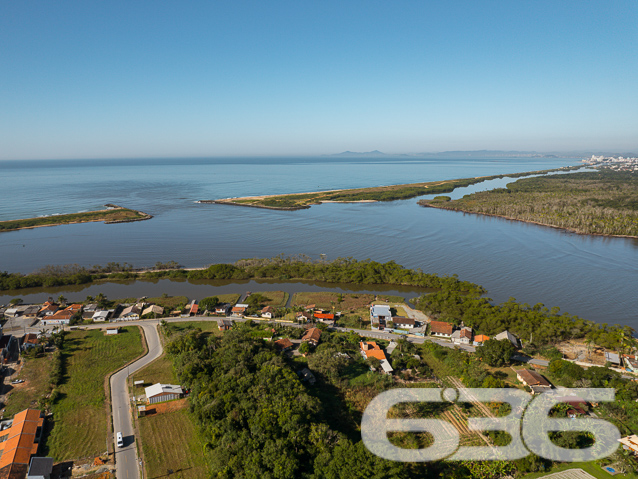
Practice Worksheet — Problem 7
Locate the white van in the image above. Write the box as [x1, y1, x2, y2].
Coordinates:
[116, 432, 123, 448]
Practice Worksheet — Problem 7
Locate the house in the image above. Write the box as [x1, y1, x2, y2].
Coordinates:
[120, 305, 142, 320]
[40, 309, 72, 326]
[298, 368, 316, 385]
[20, 334, 39, 351]
[473, 334, 490, 345]
[217, 318, 234, 331]
[189, 301, 199, 316]
[22, 306, 40, 319]
[604, 351, 621, 366]
[516, 368, 552, 394]
[303, 304, 316, 311]
[142, 305, 164, 317]
[295, 311, 312, 322]
[27, 456, 54, 479]
[82, 303, 98, 319]
[392, 317, 415, 329]
[452, 327, 473, 345]
[360, 341, 393, 374]
[369, 305, 392, 327]
[623, 354, 638, 372]
[38, 302, 58, 317]
[314, 311, 335, 322]
[231, 304, 248, 316]
[429, 321, 454, 338]
[105, 327, 119, 335]
[301, 327, 321, 346]
[3, 308, 19, 318]
[0, 409, 45, 479]
[495, 330, 521, 349]
[145, 383, 183, 404]
[261, 306, 274, 319]
[274, 338, 294, 352]
[214, 303, 231, 315]
[91, 310, 111, 322]
[618, 435, 638, 456]
[65, 304, 83, 314]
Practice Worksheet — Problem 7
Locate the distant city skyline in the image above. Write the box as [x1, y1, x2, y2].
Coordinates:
[1, 1, 637, 160]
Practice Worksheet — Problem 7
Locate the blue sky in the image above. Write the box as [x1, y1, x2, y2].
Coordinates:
[1, 0, 637, 159]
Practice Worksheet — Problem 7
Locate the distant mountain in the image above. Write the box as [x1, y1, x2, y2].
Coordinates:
[326, 149, 636, 159]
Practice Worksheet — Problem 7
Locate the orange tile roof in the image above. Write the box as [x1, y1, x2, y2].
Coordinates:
[0, 409, 43, 471]
[301, 327, 321, 344]
[360, 341, 387, 361]
[474, 334, 490, 343]
[429, 321, 454, 335]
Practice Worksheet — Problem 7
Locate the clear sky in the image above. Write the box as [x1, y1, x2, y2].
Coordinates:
[1, 0, 637, 159]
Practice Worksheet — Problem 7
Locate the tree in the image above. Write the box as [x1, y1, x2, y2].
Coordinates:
[95, 293, 108, 308]
[475, 339, 515, 367]
[9, 298, 22, 305]
[57, 295, 67, 306]
[298, 342, 310, 355]
[199, 296, 219, 312]
[85, 295, 94, 303]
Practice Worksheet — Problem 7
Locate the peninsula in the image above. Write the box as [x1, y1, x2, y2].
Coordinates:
[200, 167, 575, 210]
[418, 170, 638, 238]
[0, 205, 152, 232]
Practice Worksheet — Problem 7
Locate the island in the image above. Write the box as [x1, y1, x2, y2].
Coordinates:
[0, 204, 152, 232]
[418, 170, 638, 237]
[199, 167, 576, 210]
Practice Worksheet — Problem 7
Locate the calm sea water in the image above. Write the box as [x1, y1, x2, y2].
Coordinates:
[1, 157, 636, 328]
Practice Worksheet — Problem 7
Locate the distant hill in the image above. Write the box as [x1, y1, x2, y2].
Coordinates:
[326, 149, 636, 159]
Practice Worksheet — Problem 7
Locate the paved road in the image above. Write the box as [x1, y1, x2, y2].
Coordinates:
[110, 321, 163, 479]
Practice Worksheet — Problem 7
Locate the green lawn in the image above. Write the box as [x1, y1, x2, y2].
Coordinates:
[165, 320, 223, 334]
[252, 291, 289, 307]
[4, 353, 54, 417]
[524, 461, 638, 479]
[138, 408, 209, 479]
[43, 327, 145, 461]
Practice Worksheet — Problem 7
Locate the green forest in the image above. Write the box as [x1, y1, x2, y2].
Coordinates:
[418, 170, 638, 237]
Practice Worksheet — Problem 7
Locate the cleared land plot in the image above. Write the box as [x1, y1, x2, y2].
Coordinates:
[131, 354, 175, 387]
[291, 292, 375, 311]
[214, 293, 241, 304]
[44, 327, 144, 461]
[165, 321, 223, 334]
[4, 353, 54, 417]
[251, 291, 289, 307]
[138, 408, 208, 479]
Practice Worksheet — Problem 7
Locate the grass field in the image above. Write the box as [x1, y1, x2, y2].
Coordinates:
[0, 206, 150, 231]
[130, 354, 175, 387]
[43, 327, 144, 461]
[252, 290, 289, 307]
[138, 408, 209, 479]
[4, 353, 54, 417]
[524, 461, 638, 479]
[165, 320, 223, 334]
[215, 293, 241, 304]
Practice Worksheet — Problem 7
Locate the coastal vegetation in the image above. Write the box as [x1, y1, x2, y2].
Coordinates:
[418, 170, 638, 237]
[0, 205, 151, 232]
[208, 167, 576, 209]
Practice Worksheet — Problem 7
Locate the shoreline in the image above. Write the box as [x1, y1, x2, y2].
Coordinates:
[419, 202, 638, 239]
[0, 205, 153, 232]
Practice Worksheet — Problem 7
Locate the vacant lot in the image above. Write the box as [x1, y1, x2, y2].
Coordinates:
[131, 354, 175, 387]
[251, 291, 289, 307]
[291, 292, 375, 311]
[44, 327, 144, 461]
[138, 408, 208, 479]
[4, 353, 54, 417]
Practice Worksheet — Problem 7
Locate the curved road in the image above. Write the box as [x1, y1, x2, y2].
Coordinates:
[110, 322, 163, 479]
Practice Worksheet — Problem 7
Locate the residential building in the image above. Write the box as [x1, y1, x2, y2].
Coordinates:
[261, 306, 274, 319]
[604, 351, 621, 366]
[106, 327, 119, 335]
[295, 311, 312, 322]
[452, 327, 473, 345]
[274, 338, 294, 352]
[37, 302, 58, 317]
[145, 383, 183, 404]
[0, 409, 45, 479]
[429, 321, 454, 338]
[392, 317, 415, 329]
[301, 327, 321, 346]
[214, 303, 231, 315]
[119, 305, 142, 320]
[40, 309, 72, 326]
[232, 304, 248, 316]
[3, 309, 19, 319]
[314, 311, 335, 322]
[20, 334, 39, 351]
[359, 341, 393, 374]
[142, 305, 164, 317]
[91, 310, 111, 322]
[516, 368, 552, 394]
[27, 456, 53, 479]
[618, 435, 638, 455]
[217, 318, 233, 331]
[369, 305, 392, 327]
[495, 330, 521, 349]
[473, 334, 490, 345]
[22, 306, 40, 319]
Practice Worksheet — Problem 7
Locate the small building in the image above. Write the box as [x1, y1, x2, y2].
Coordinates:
[20, 334, 39, 351]
[295, 311, 312, 323]
[120, 305, 141, 320]
[298, 368, 316, 385]
[392, 317, 415, 329]
[137, 405, 147, 418]
[40, 309, 72, 326]
[4, 308, 19, 319]
[301, 327, 321, 346]
[495, 330, 521, 349]
[473, 334, 490, 345]
[369, 305, 392, 326]
[429, 321, 454, 338]
[145, 383, 183, 404]
[261, 306, 274, 319]
[91, 310, 111, 322]
[314, 311, 335, 322]
[303, 304, 316, 311]
[22, 306, 40, 319]
[38, 302, 58, 317]
[452, 327, 473, 345]
[217, 318, 233, 331]
[274, 338, 294, 352]
[232, 304, 249, 316]
[27, 456, 54, 479]
[105, 327, 119, 335]
[618, 435, 638, 456]
[214, 303, 231, 315]
[604, 351, 621, 366]
[516, 368, 552, 394]
[142, 305, 164, 317]
[188, 301, 199, 317]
